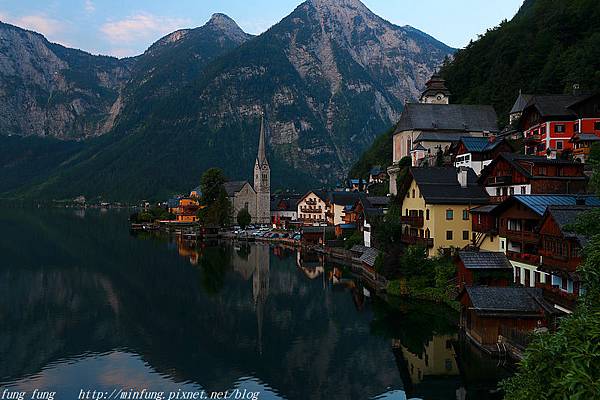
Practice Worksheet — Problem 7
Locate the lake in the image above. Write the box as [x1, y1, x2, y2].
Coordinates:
[0, 208, 510, 400]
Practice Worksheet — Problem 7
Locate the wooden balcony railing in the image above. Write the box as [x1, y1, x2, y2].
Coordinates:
[300, 207, 323, 213]
[401, 234, 434, 248]
[507, 250, 540, 265]
[537, 284, 578, 312]
[504, 229, 539, 243]
[539, 250, 581, 272]
[400, 215, 424, 227]
[487, 175, 512, 185]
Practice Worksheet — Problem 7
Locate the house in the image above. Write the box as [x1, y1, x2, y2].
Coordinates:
[167, 197, 182, 214]
[190, 186, 202, 199]
[388, 74, 499, 194]
[398, 167, 489, 257]
[520, 92, 600, 158]
[297, 191, 328, 225]
[452, 136, 513, 175]
[174, 198, 200, 223]
[327, 191, 364, 226]
[491, 195, 600, 289]
[458, 286, 558, 353]
[570, 133, 600, 163]
[456, 251, 513, 290]
[301, 226, 334, 245]
[341, 196, 388, 246]
[478, 153, 588, 203]
[369, 166, 387, 184]
[346, 178, 367, 192]
[538, 205, 596, 312]
[271, 195, 301, 228]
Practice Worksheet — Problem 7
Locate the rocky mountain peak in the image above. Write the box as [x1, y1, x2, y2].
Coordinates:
[205, 13, 249, 41]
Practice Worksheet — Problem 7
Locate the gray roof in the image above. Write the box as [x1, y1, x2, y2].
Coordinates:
[414, 131, 482, 143]
[350, 244, 369, 254]
[224, 181, 251, 197]
[408, 167, 489, 205]
[359, 248, 380, 267]
[465, 287, 548, 314]
[571, 134, 600, 142]
[365, 196, 390, 207]
[458, 251, 512, 270]
[395, 103, 499, 133]
[470, 204, 499, 214]
[509, 93, 533, 114]
[523, 94, 589, 118]
[329, 191, 364, 206]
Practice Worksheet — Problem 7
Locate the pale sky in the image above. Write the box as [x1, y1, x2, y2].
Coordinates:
[0, 0, 523, 58]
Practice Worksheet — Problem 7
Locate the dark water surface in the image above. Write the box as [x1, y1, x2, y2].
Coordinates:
[0, 208, 510, 400]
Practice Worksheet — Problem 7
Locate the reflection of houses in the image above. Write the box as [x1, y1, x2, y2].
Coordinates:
[458, 286, 559, 356]
[176, 237, 202, 265]
[398, 166, 489, 257]
[296, 250, 324, 280]
[393, 335, 460, 399]
[479, 153, 588, 203]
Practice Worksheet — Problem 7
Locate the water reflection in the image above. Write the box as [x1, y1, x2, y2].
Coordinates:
[0, 208, 511, 400]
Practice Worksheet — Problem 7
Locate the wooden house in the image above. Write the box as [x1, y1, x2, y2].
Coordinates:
[297, 191, 328, 226]
[479, 153, 588, 203]
[570, 133, 600, 163]
[452, 136, 513, 175]
[458, 287, 558, 353]
[456, 251, 513, 290]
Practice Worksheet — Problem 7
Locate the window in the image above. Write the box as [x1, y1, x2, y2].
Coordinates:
[539, 167, 547, 176]
[555, 124, 565, 133]
[595, 121, 600, 131]
[556, 141, 563, 150]
[446, 231, 453, 240]
[521, 186, 527, 194]
[412, 189, 416, 198]
[446, 209, 454, 220]
[462, 210, 469, 220]
[496, 188, 501, 196]
[426, 209, 430, 221]
[490, 235, 494, 243]
[463, 230, 469, 240]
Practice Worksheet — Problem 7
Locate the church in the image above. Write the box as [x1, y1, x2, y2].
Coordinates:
[225, 117, 271, 225]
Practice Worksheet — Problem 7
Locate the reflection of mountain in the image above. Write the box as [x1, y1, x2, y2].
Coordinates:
[0, 209, 403, 399]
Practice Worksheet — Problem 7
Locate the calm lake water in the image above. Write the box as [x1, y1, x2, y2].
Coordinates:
[0, 208, 510, 400]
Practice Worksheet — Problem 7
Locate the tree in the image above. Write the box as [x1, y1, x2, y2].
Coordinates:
[200, 168, 227, 207]
[197, 168, 231, 227]
[502, 143, 600, 399]
[237, 208, 252, 229]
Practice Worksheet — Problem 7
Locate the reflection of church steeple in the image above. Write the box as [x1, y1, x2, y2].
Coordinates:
[252, 243, 270, 355]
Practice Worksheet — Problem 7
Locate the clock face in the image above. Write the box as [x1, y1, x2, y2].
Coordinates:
[437, 95, 443, 100]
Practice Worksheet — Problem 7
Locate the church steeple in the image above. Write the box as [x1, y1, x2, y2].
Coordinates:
[257, 116, 269, 167]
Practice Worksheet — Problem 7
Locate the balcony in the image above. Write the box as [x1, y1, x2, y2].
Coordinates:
[300, 207, 323, 213]
[504, 229, 539, 243]
[537, 284, 578, 312]
[305, 199, 318, 206]
[487, 175, 512, 185]
[524, 134, 541, 143]
[507, 250, 540, 266]
[539, 250, 580, 272]
[400, 215, 424, 227]
[401, 234, 434, 248]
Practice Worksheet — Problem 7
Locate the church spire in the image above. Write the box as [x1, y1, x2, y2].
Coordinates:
[257, 116, 268, 167]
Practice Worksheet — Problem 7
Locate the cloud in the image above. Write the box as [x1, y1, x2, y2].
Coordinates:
[100, 13, 190, 45]
[84, 0, 95, 14]
[11, 14, 64, 36]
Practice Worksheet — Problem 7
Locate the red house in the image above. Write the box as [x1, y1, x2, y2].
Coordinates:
[479, 153, 588, 203]
[519, 93, 600, 158]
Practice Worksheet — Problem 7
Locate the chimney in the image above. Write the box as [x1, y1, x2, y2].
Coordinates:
[458, 167, 468, 188]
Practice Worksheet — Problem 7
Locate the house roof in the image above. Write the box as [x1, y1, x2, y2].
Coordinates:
[224, 181, 252, 197]
[571, 133, 600, 142]
[370, 165, 383, 176]
[350, 244, 369, 254]
[329, 191, 365, 206]
[365, 196, 390, 207]
[458, 251, 512, 270]
[470, 204, 499, 214]
[412, 143, 428, 151]
[299, 190, 328, 203]
[544, 205, 597, 247]
[479, 153, 587, 183]
[522, 94, 589, 119]
[465, 286, 550, 314]
[509, 93, 534, 115]
[272, 195, 302, 211]
[407, 167, 489, 205]
[191, 186, 202, 194]
[394, 103, 499, 133]
[359, 248, 380, 267]
[459, 136, 505, 153]
[510, 195, 600, 216]
[167, 197, 181, 208]
[414, 131, 484, 144]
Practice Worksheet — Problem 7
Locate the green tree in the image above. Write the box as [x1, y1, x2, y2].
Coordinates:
[200, 168, 227, 206]
[197, 168, 231, 227]
[237, 208, 252, 229]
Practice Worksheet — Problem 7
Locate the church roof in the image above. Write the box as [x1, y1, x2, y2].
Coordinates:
[256, 116, 269, 167]
[224, 181, 252, 197]
[395, 104, 499, 134]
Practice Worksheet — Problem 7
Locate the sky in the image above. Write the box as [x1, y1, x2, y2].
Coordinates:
[0, 0, 523, 58]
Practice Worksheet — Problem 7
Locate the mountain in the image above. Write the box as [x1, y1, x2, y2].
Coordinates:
[0, 22, 131, 139]
[1, 0, 454, 201]
[441, 0, 600, 125]
[350, 0, 600, 179]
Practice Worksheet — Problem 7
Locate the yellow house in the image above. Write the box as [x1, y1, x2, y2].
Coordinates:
[399, 167, 489, 257]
